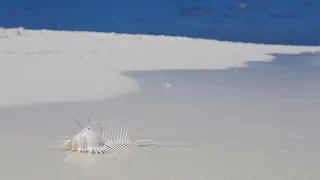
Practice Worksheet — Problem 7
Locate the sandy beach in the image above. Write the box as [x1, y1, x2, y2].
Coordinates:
[1, 28, 320, 180]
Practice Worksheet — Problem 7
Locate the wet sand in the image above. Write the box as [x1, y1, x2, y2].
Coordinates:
[1, 53, 320, 180]
[0, 28, 320, 180]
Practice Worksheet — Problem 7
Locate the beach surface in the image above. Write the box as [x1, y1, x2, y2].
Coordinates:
[0, 28, 320, 180]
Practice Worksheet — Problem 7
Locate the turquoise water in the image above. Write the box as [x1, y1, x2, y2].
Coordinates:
[1, 0, 319, 45]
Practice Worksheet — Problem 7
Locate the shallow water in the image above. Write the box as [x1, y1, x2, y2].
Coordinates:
[0, 53, 319, 180]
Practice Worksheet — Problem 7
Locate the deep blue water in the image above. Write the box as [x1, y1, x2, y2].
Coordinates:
[0, 0, 319, 45]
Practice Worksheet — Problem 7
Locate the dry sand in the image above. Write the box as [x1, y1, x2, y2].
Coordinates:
[0, 28, 320, 180]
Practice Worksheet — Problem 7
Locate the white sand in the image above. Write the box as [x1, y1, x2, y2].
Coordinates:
[1, 73, 320, 180]
[0, 27, 319, 108]
[1, 28, 320, 180]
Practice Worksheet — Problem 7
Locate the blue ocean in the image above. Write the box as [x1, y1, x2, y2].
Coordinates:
[1, 0, 319, 45]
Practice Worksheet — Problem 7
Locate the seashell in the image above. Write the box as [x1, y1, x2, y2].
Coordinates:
[55, 118, 154, 160]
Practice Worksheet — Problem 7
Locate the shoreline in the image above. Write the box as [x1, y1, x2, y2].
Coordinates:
[0, 27, 319, 108]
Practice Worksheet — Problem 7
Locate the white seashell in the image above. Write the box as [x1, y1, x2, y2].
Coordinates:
[56, 119, 154, 159]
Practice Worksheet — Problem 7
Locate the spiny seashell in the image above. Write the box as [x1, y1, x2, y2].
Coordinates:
[56, 119, 154, 159]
